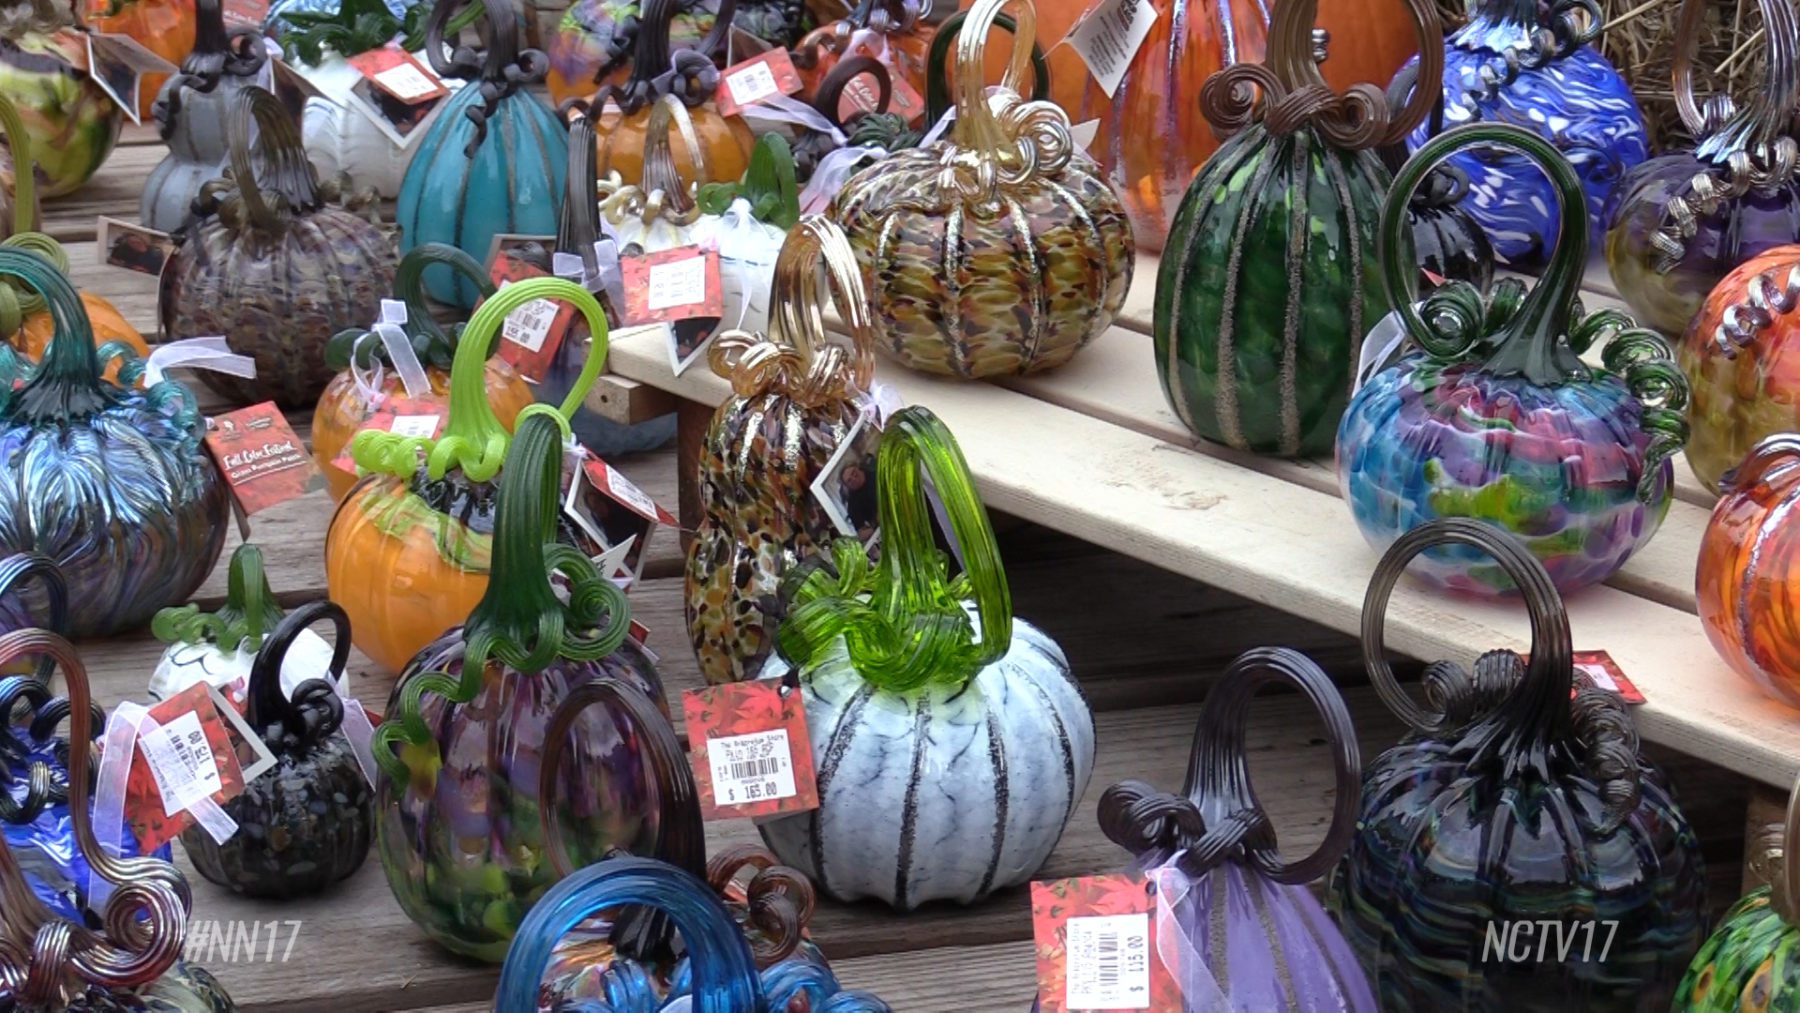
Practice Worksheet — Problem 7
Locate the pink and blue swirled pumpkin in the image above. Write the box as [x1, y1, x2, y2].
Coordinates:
[1339, 124, 1687, 596]
[1403, 0, 1647, 265]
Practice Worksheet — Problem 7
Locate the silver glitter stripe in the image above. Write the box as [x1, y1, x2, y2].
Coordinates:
[1006, 194, 1048, 367]
[1279, 130, 1310, 456]
[1218, 144, 1285, 450]
[944, 204, 968, 378]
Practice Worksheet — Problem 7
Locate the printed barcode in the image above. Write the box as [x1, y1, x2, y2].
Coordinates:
[1094, 932, 1120, 986]
[727, 756, 783, 781]
[1064, 912, 1151, 1009]
[707, 727, 797, 806]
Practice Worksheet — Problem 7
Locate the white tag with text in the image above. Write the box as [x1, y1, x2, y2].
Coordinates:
[707, 728, 797, 806]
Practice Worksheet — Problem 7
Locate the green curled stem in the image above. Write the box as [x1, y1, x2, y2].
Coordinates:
[327, 244, 503, 372]
[151, 544, 285, 650]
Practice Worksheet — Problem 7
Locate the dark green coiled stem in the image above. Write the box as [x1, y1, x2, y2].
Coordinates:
[151, 543, 285, 652]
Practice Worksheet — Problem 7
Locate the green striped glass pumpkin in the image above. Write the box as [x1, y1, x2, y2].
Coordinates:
[1153, 0, 1440, 457]
[1676, 777, 1800, 1010]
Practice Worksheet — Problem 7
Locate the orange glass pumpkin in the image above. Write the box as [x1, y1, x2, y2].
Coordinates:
[312, 243, 534, 501]
[795, 0, 932, 111]
[324, 278, 608, 673]
[1698, 434, 1800, 706]
[575, 0, 753, 187]
[85, 0, 197, 122]
[3, 235, 147, 385]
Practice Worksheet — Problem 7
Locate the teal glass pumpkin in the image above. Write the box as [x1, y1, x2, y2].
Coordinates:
[396, 0, 569, 310]
[1153, 0, 1441, 457]
[1676, 777, 1800, 1010]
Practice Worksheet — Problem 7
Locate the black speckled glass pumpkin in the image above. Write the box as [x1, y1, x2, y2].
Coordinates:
[180, 600, 372, 900]
[141, 0, 267, 234]
[160, 85, 395, 410]
[1329, 518, 1707, 1009]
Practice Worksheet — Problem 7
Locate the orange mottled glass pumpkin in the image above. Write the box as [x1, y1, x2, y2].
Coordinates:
[85, 0, 197, 122]
[1698, 434, 1800, 707]
[3, 236, 147, 386]
[312, 243, 534, 501]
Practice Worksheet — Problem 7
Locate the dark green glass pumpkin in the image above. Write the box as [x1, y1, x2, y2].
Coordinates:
[1676, 779, 1800, 1010]
[1153, 0, 1441, 456]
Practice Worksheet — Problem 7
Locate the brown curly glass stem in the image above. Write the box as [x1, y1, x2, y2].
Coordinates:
[1202, 0, 1441, 149]
[558, 117, 602, 274]
[427, 0, 549, 153]
[226, 86, 322, 236]
[156, 0, 265, 142]
[814, 55, 892, 126]
[0, 630, 191, 1003]
[1097, 647, 1360, 885]
[600, 94, 706, 223]
[704, 845, 814, 965]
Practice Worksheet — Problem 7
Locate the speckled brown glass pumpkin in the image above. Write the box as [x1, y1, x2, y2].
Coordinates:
[830, 0, 1132, 379]
[160, 86, 395, 410]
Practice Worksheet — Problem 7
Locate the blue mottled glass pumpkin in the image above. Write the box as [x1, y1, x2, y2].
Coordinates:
[397, 0, 570, 310]
[1403, 0, 1648, 265]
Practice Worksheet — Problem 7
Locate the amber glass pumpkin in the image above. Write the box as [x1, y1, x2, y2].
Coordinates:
[324, 278, 608, 674]
[161, 86, 395, 409]
[313, 244, 535, 501]
[1676, 771, 1800, 1009]
[1696, 435, 1800, 707]
[579, 0, 754, 189]
[794, 0, 930, 112]
[85, 0, 196, 123]
[831, 0, 1132, 379]
[4, 234, 149, 387]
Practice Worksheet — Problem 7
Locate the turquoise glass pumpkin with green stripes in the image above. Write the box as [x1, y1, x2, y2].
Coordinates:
[1153, 0, 1440, 457]
[397, 0, 569, 310]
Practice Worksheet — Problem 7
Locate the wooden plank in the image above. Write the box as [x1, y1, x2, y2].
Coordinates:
[39, 147, 169, 242]
[587, 373, 679, 425]
[604, 326, 1800, 788]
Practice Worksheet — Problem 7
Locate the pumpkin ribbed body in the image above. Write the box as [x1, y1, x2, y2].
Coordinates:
[1156, 125, 1392, 456]
[758, 618, 1093, 909]
[375, 640, 668, 962]
[16, 291, 149, 385]
[1678, 247, 1800, 492]
[595, 104, 753, 190]
[832, 147, 1133, 379]
[1676, 887, 1800, 1011]
[145, 78, 255, 233]
[684, 392, 874, 685]
[0, 35, 122, 198]
[162, 209, 395, 409]
[397, 85, 569, 310]
[1697, 445, 1800, 705]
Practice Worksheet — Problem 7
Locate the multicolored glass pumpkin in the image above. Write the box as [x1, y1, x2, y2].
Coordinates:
[0, 628, 235, 1012]
[147, 543, 287, 703]
[1092, 647, 1374, 1011]
[1605, 0, 1800, 338]
[831, 0, 1133, 380]
[498, 857, 893, 1012]
[0, 248, 226, 638]
[373, 411, 674, 962]
[1154, 0, 1440, 456]
[1676, 771, 1800, 1009]
[398, 0, 568, 310]
[1337, 124, 1689, 596]
[0, 551, 60, 661]
[545, 0, 728, 109]
[1405, 0, 1647, 265]
[1330, 518, 1707, 1007]
[313, 243, 535, 501]
[180, 600, 372, 900]
[1697, 434, 1800, 707]
[160, 85, 395, 409]
[84, 0, 197, 123]
[1678, 245, 1800, 493]
[684, 215, 880, 685]
[759, 407, 1093, 908]
[142, 0, 266, 234]
[324, 277, 607, 674]
[0, 1, 123, 198]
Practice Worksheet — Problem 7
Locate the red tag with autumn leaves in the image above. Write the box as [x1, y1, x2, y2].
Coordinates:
[120, 684, 259, 851]
[680, 680, 817, 821]
[1031, 874, 1179, 1012]
[204, 402, 323, 515]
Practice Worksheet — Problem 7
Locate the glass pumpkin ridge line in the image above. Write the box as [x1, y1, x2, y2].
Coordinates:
[0, 551, 65, 683]
[424, 0, 550, 156]
[0, 92, 37, 236]
[149, 542, 285, 652]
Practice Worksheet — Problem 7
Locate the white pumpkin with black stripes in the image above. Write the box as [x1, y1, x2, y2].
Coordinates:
[756, 407, 1095, 909]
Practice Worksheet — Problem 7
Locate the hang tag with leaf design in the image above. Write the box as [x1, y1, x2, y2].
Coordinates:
[329, 396, 445, 478]
[562, 447, 676, 589]
[1031, 874, 1177, 1012]
[680, 680, 818, 821]
[347, 45, 448, 105]
[205, 402, 323, 516]
[484, 236, 575, 381]
[112, 683, 276, 851]
[221, 0, 270, 29]
[715, 49, 804, 117]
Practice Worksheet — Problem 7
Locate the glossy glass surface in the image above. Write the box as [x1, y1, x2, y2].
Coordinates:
[0, 30, 122, 197]
[1676, 886, 1800, 1010]
[55, 962, 238, 1011]
[86, 0, 196, 122]
[1697, 440, 1800, 705]
[546, 0, 726, 107]
[142, 0, 265, 233]
[1678, 246, 1800, 492]
[15, 290, 151, 388]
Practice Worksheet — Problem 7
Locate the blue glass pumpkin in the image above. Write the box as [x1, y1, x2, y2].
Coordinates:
[1403, 0, 1648, 264]
[396, 0, 569, 309]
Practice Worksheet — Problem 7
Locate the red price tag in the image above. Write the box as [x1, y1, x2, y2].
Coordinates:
[1574, 649, 1644, 705]
[221, 0, 270, 29]
[680, 681, 818, 821]
[1031, 874, 1178, 1013]
[121, 684, 251, 851]
[842, 38, 925, 123]
[346, 46, 448, 105]
[205, 403, 323, 515]
[329, 396, 446, 477]
[620, 246, 723, 327]
[714, 49, 804, 117]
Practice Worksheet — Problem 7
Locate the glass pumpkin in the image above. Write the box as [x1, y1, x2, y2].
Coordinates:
[579, 0, 755, 192]
[0, 2, 122, 198]
[324, 277, 607, 674]
[179, 601, 371, 900]
[1605, 0, 1800, 338]
[758, 407, 1094, 908]
[398, 0, 569, 310]
[1084, 648, 1374, 1011]
[0, 248, 226, 638]
[372, 411, 675, 962]
[2, 234, 149, 388]
[546, 0, 728, 109]
[0, 628, 236, 1012]
[793, 0, 929, 112]
[142, 0, 267, 234]
[1404, 0, 1648, 265]
[499, 857, 893, 1012]
[0, 551, 59, 661]
[831, 0, 1133, 380]
[1329, 518, 1707, 1008]
[84, 0, 196, 123]
[1383, 64, 1494, 293]
[1676, 770, 1800, 1009]
[1337, 124, 1689, 596]
[148, 543, 292, 704]
[1678, 245, 1800, 493]
[313, 243, 535, 501]
[1153, 0, 1440, 457]
[1696, 434, 1800, 707]
[0, 91, 36, 242]
[683, 215, 880, 685]
[160, 85, 395, 410]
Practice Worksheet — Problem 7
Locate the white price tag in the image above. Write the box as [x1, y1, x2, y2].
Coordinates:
[647, 256, 709, 312]
[141, 711, 223, 817]
[725, 60, 782, 107]
[1065, 0, 1159, 98]
[389, 414, 440, 438]
[374, 61, 438, 102]
[1064, 912, 1152, 1010]
[503, 298, 559, 352]
[707, 728, 797, 806]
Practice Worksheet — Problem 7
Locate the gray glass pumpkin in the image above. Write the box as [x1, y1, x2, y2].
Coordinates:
[141, 0, 267, 233]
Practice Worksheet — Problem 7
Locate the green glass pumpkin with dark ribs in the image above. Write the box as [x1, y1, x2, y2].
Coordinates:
[1153, 0, 1441, 457]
